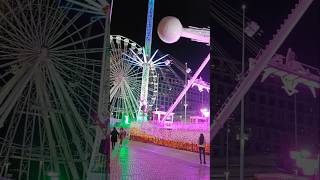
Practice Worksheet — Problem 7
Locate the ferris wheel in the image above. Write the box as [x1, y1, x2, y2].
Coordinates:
[0, 0, 106, 179]
[110, 35, 159, 120]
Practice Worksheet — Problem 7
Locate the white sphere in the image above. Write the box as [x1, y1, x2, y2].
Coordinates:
[157, 16, 183, 44]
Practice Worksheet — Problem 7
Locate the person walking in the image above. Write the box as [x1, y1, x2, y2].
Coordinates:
[111, 127, 119, 150]
[198, 133, 206, 164]
[119, 127, 126, 148]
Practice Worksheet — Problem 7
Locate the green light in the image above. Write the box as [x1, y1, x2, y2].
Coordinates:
[125, 115, 129, 124]
[120, 115, 131, 128]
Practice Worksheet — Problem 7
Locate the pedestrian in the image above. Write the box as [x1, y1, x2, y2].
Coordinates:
[119, 127, 126, 147]
[198, 133, 206, 164]
[111, 127, 119, 150]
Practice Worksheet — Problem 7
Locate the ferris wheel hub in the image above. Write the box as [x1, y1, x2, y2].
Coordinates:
[38, 48, 50, 62]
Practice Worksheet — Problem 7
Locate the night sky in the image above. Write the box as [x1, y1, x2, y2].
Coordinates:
[110, 0, 210, 81]
[212, 0, 319, 68]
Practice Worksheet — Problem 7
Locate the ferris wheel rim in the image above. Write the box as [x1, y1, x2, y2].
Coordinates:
[110, 34, 160, 118]
[0, 0, 104, 178]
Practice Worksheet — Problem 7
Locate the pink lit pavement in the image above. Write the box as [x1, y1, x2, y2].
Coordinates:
[110, 139, 210, 180]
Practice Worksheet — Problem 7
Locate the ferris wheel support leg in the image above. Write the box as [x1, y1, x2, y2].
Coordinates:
[88, 4, 110, 179]
[161, 54, 210, 122]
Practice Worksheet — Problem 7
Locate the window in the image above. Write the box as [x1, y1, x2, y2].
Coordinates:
[278, 99, 284, 107]
[269, 97, 275, 106]
[288, 101, 294, 110]
[259, 95, 266, 104]
[249, 93, 256, 102]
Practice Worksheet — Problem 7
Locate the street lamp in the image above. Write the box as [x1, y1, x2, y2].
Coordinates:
[225, 122, 231, 180]
[240, 3, 246, 180]
[184, 62, 191, 123]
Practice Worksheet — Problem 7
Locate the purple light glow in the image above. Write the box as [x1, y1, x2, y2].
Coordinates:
[290, 150, 319, 176]
[200, 108, 210, 118]
[190, 77, 210, 92]
[161, 54, 210, 122]
[135, 121, 210, 143]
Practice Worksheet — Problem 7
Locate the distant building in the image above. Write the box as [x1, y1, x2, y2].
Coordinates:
[155, 67, 210, 121]
[212, 56, 319, 175]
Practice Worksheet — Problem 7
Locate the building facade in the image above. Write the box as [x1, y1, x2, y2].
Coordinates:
[212, 57, 319, 176]
[155, 68, 210, 121]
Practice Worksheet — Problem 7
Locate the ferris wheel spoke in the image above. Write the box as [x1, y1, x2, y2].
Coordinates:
[110, 62, 122, 75]
[40, 0, 59, 45]
[46, 8, 74, 46]
[35, 1, 51, 45]
[110, 81, 122, 101]
[0, 53, 26, 61]
[125, 85, 139, 110]
[78, 89, 99, 109]
[52, 56, 100, 76]
[65, 0, 101, 13]
[51, 48, 103, 55]
[24, 1, 42, 46]
[0, 25, 31, 48]
[0, 31, 32, 50]
[53, 59, 100, 83]
[127, 80, 141, 94]
[122, 52, 143, 65]
[35, 1, 43, 44]
[52, 57, 92, 77]
[67, 87, 96, 119]
[60, 71, 100, 96]
[121, 57, 142, 67]
[0, 63, 38, 128]
[16, 79, 36, 179]
[147, 49, 159, 63]
[84, 0, 104, 9]
[124, 79, 140, 101]
[0, 100, 25, 175]
[44, 75, 86, 177]
[0, 64, 29, 106]
[119, 84, 130, 116]
[17, 0, 42, 45]
[48, 64, 94, 147]
[0, 71, 12, 83]
[53, 56, 100, 73]
[127, 66, 143, 77]
[126, 93, 139, 118]
[54, 54, 101, 66]
[0, 58, 32, 68]
[123, 81, 139, 117]
[0, 35, 31, 53]
[52, 32, 105, 51]
[151, 54, 169, 65]
[1, 2, 35, 43]
[34, 71, 60, 172]
[70, 82, 100, 103]
[48, 12, 83, 47]
[0, 44, 32, 55]
[0, 69, 37, 125]
[129, 49, 144, 64]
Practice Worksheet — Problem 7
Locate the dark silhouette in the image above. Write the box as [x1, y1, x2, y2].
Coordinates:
[198, 133, 206, 164]
[119, 127, 126, 147]
[111, 127, 119, 150]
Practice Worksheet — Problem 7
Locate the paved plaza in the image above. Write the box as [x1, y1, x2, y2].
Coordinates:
[110, 140, 210, 180]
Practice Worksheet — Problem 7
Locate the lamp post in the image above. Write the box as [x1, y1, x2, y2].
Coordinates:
[155, 74, 159, 112]
[294, 93, 299, 176]
[184, 62, 190, 123]
[225, 122, 231, 180]
[240, 4, 246, 180]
